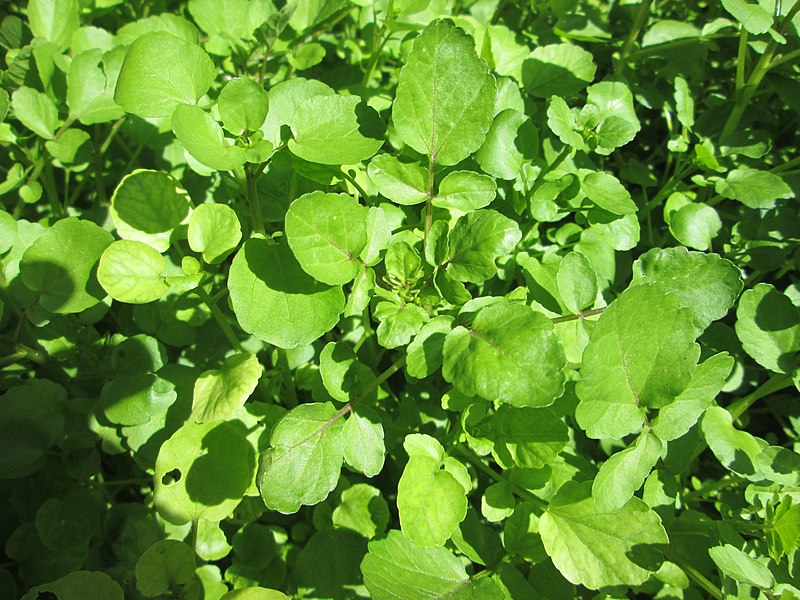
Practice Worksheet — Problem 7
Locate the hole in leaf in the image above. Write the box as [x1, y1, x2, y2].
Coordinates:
[161, 468, 182, 485]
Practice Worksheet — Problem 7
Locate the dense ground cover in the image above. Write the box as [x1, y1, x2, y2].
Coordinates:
[1, 0, 800, 598]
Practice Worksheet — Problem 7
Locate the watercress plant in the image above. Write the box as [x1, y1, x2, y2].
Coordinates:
[1, 0, 800, 598]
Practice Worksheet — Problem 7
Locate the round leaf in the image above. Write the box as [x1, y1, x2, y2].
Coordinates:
[172, 104, 247, 171]
[228, 237, 345, 349]
[98, 240, 169, 304]
[20, 217, 113, 314]
[285, 191, 368, 285]
[192, 353, 263, 423]
[218, 77, 269, 135]
[187, 203, 242, 264]
[115, 31, 216, 118]
[135, 540, 196, 597]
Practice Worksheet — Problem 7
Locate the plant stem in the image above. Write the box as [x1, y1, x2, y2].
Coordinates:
[619, 0, 653, 66]
[277, 348, 299, 407]
[423, 156, 435, 255]
[193, 285, 243, 353]
[244, 164, 266, 237]
[735, 29, 748, 93]
[551, 307, 606, 324]
[667, 552, 723, 600]
[728, 373, 793, 420]
[340, 168, 369, 200]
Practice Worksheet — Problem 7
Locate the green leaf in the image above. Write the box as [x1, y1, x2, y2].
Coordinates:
[701, 406, 766, 478]
[257, 402, 345, 513]
[187, 203, 242, 264]
[392, 19, 496, 166]
[475, 109, 538, 180]
[631, 247, 743, 329]
[576, 285, 701, 439]
[540, 481, 668, 590]
[342, 406, 385, 477]
[367, 154, 429, 206]
[735, 283, 800, 373]
[721, 0, 773, 34]
[433, 171, 497, 212]
[285, 191, 368, 285]
[332, 483, 390, 539]
[98, 240, 170, 304]
[556, 251, 598, 314]
[490, 405, 569, 469]
[288, 94, 385, 165]
[652, 352, 734, 441]
[361, 530, 473, 599]
[547, 97, 585, 150]
[115, 32, 216, 118]
[67, 49, 126, 125]
[218, 77, 269, 135]
[11, 87, 58, 139]
[259, 77, 334, 147]
[581, 171, 637, 215]
[45, 129, 91, 164]
[586, 80, 641, 154]
[220, 589, 290, 600]
[522, 43, 596, 98]
[374, 301, 429, 349]
[674, 75, 695, 129]
[319, 342, 374, 403]
[398, 434, 469, 547]
[443, 302, 565, 407]
[154, 420, 255, 524]
[446, 209, 521, 283]
[102, 373, 177, 425]
[136, 540, 196, 597]
[192, 353, 263, 423]
[111, 169, 193, 253]
[172, 104, 247, 171]
[669, 202, 721, 251]
[406, 316, 454, 379]
[708, 544, 774, 588]
[21, 571, 123, 600]
[715, 167, 794, 209]
[28, 0, 79, 49]
[228, 238, 345, 349]
[20, 217, 113, 314]
[35, 488, 102, 551]
[592, 431, 663, 512]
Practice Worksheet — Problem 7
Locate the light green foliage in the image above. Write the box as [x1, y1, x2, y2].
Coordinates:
[540, 482, 669, 589]
[523, 43, 597, 97]
[21, 571, 123, 600]
[187, 203, 242, 263]
[716, 167, 794, 209]
[445, 209, 521, 283]
[288, 94, 384, 165]
[218, 77, 269, 135]
[98, 240, 170, 304]
[115, 32, 216, 118]
[319, 341, 374, 403]
[228, 238, 345, 349]
[475, 109, 538, 180]
[27, 0, 80, 49]
[343, 406, 385, 477]
[490, 406, 569, 469]
[67, 49, 126, 125]
[592, 430, 663, 512]
[736, 283, 800, 373]
[20, 217, 113, 313]
[576, 285, 701, 439]
[443, 302, 565, 407]
[257, 402, 344, 513]
[111, 169, 192, 252]
[192, 353, 262, 422]
[172, 104, 247, 171]
[362, 530, 473, 599]
[581, 171, 637, 215]
[406, 316, 453, 379]
[708, 544, 774, 588]
[433, 171, 497, 212]
[398, 434, 469, 547]
[556, 251, 598, 313]
[333, 484, 390, 539]
[259, 77, 334, 146]
[12, 87, 59, 139]
[392, 19, 496, 166]
[669, 202, 721, 251]
[102, 373, 176, 425]
[367, 154, 429, 205]
[285, 191, 368, 285]
[721, 0, 774, 34]
[154, 420, 256, 524]
[701, 406, 766, 479]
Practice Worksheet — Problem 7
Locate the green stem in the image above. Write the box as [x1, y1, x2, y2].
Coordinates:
[735, 29, 748, 94]
[340, 168, 369, 200]
[619, 0, 653, 65]
[667, 552, 723, 600]
[244, 164, 267, 237]
[624, 33, 736, 62]
[728, 373, 793, 420]
[193, 285, 243, 353]
[767, 47, 800, 71]
[422, 156, 435, 255]
[277, 348, 299, 407]
[551, 307, 606, 324]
